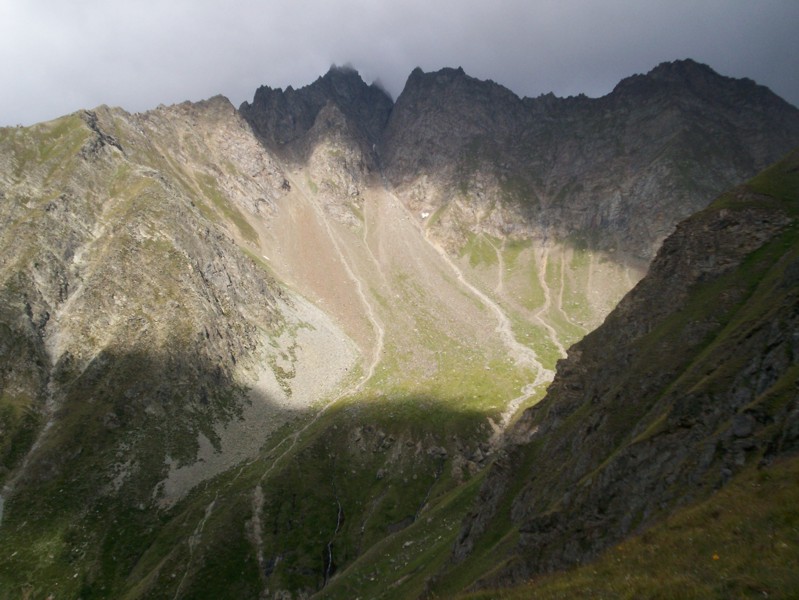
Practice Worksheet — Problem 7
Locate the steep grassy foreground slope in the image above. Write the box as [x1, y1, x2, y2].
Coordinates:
[435, 148, 799, 597]
[464, 457, 799, 598]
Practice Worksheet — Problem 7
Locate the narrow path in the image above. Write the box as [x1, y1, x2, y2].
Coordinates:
[533, 246, 568, 358]
[360, 193, 390, 289]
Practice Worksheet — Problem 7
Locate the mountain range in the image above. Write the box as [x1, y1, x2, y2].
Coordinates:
[0, 59, 798, 598]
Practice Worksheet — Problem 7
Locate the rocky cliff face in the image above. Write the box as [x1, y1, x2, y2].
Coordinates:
[240, 61, 799, 262]
[381, 59, 799, 261]
[442, 148, 799, 591]
[240, 66, 395, 228]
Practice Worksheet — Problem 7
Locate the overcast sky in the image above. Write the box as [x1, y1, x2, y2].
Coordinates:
[1, 0, 798, 126]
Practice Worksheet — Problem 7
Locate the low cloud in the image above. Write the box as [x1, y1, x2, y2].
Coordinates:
[1, 0, 797, 125]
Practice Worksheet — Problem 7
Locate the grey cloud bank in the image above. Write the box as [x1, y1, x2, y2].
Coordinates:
[1, 0, 798, 126]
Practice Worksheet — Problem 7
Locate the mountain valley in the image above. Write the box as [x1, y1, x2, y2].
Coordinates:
[0, 60, 798, 598]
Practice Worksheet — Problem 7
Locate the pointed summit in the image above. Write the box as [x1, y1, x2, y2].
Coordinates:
[240, 64, 393, 153]
[647, 58, 719, 80]
[318, 63, 370, 100]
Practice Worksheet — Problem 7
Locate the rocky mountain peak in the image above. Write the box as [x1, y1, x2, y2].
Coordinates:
[609, 58, 792, 111]
[611, 58, 722, 93]
[380, 66, 526, 183]
[397, 65, 519, 106]
[318, 64, 376, 98]
[239, 64, 392, 162]
[406, 65, 466, 85]
[648, 57, 720, 81]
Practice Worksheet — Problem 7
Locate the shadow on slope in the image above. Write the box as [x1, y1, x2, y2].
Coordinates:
[0, 341, 281, 595]
[131, 392, 495, 600]
[0, 336, 502, 599]
[239, 64, 393, 167]
[429, 147, 799, 596]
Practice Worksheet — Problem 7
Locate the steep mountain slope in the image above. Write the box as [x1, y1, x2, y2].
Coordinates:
[434, 148, 799, 596]
[0, 60, 797, 599]
[0, 100, 365, 596]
